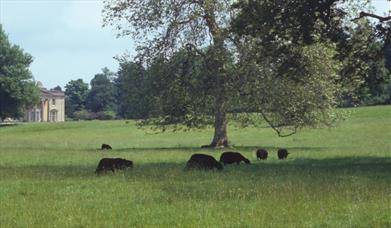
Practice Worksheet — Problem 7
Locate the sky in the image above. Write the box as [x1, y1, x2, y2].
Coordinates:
[0, 0, 134, 89]
[0, 0, 390, 89]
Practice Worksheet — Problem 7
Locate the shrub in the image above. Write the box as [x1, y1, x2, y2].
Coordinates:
[95, 111, 116, 120]
[73, 109, 91, 120]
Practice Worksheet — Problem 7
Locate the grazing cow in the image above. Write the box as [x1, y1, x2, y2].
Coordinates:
[95, 158, 133, 174]
[256, 149, 268, 160]
[101, 144, 112, 150]
[185, 154, 223, 171]
[277, 148, 289, 160]
[219, 151, 250, 165]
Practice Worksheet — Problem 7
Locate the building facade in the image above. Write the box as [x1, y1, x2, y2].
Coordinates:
[25, 87, 65, 122]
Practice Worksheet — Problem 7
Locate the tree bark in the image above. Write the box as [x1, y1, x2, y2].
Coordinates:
[207, 41, 229, 148]
[203, 0, 230, 148]
[210, 105, 228, 148]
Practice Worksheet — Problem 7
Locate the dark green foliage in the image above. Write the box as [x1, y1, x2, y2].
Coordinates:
[144, 51, 216, 129]
[336, 20, 373, 105]
[233, 0, 391, 110]
[359, 43, 391, 105]
[52, 85, 62, 91]
[94, 111, 116, 120]
[64, 79, 89, 118]
[65, 69, 116, 119]
[336, 20, 391, 106]
[232, 0, 344, 46]
[73, 110, 116, 120]
[372, 21, 391, 72]
[232, 1, 343, 135]
[86, 68, 116, 113]
[0, 25, 39, 119]
[239, 42, 341, 136]
[340, 6, 391, 105]
[115, 62, 149, 119]
[115, 51, 216, 127]
[72, 109, 90, 120]
[385, 42, 391, 71]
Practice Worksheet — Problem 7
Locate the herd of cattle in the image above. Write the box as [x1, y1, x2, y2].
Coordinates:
[96, 144, 289, 174]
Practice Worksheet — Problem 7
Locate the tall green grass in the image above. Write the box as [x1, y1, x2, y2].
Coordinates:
[0, 106, 390, 227]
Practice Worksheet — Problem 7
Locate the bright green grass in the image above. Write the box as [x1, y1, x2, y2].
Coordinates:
[0, 106, 390, 227]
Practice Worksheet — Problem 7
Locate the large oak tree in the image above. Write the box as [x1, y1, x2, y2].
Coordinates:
[102, 0, 351, 147]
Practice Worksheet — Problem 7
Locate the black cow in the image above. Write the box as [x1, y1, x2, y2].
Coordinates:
[256, 149, 268, 160]
[277, 148, 289, 160]
[219, 151, 250, 165]
[185, 154, 223, 171]
[101, 144, 112, 150]
[95, 158, 133, 174]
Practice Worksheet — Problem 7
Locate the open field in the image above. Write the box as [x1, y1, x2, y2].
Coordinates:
[0, 106, 390, 227]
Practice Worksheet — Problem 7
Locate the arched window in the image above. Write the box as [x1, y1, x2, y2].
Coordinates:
[49, 110, 58, 122]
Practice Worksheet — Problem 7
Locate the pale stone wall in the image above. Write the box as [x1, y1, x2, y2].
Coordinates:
[49, 97, 65, 122]
[24, 87, 65, 122]
[42, 99, 49, 122]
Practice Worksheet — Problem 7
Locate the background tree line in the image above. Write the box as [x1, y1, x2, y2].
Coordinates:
[65, 28, 391, 121]
[64, 68, 117, 120]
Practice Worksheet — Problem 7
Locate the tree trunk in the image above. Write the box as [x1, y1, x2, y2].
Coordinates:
[208, 56, 229, 148]
[202, 2, 229, 148]
[210, 107, 228, 148]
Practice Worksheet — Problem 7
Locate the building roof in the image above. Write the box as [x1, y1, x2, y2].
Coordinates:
[40, 88, 65, 99]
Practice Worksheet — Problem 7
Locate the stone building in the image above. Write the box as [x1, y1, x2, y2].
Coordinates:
[25, 85, 65, 122]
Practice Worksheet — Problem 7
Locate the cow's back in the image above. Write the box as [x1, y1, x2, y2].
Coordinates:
[219, 151, 247, 164]
[186, 154, 222, 170]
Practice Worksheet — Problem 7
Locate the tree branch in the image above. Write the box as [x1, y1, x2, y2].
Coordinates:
[259, 111, 297, 137]
[185, 43, 206, 57]
[352, 12, 391, 22]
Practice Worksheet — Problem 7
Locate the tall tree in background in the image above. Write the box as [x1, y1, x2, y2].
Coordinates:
[349, 7, 391, 105]
[0, 25, 39, 120]
[64, 79, 89, 118]
[336, 19, 390, 106]
[103, 0, 351, 147]
[115, 61, 149, 119]
[52, 85, 62, 91]
[351, 11, 391, 71]
[362, 40, 391, 105]
[86, 68, 116, 113]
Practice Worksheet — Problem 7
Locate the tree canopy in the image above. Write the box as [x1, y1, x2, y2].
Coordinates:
[85, 68, 116, 113]
[103, 0, 389, 146]
[64, 79, 89, 118]
[115, 61, 149, 119]
[0, 25, 39, 120]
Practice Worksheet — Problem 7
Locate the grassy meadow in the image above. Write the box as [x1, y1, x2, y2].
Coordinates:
[0, 105, 390, 227]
